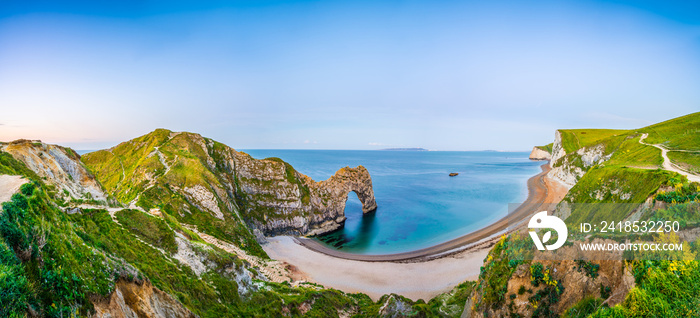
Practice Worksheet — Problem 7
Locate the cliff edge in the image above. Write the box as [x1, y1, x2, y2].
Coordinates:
[81, 129, 378, 238]
[528, 144, 552, 160]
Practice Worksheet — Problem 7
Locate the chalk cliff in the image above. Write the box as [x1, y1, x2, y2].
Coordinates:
[81, 129, 378, 238]
[547, 131, 612, 188]
[528, 146, 551, 160]
[1, 139, 112, 204]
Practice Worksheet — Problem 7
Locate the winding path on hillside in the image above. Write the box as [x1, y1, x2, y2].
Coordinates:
[0, 175, 27, 205]
[639, 133, 700, 183]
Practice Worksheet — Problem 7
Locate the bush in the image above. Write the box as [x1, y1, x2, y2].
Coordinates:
[530, 262, 545, 287]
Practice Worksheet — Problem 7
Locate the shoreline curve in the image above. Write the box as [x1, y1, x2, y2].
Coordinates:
[295, 162, 557, 262]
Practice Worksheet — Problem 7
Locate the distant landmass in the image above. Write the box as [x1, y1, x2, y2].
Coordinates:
[380, 147, 428, 151]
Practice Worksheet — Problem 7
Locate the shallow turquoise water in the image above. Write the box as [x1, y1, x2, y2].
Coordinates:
[242, 150, 542, 255]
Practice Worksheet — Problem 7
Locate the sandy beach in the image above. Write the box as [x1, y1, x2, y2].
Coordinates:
[263, 163, 569, 300]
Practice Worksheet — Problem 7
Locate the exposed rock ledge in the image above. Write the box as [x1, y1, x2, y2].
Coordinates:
[235, 151, 378, 237]
[91, 279, 197, 318]
[1, 140, 110, 203]
[546, 130, 612, 188]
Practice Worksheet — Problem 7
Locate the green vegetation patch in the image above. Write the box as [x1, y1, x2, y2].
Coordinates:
[115, 209, 178, 254]
[564, 167, 676, 225]
[605, 134, 663, 168]
[558, 129, 630, 154]
[590, 258, 700, 317]
[0, 151, 39, 179]
[538, 143, 554, 154]
[563, 296, 605, 318]
[639, 112, 700, 150]
[0, 180, 116, 317]
[474, 235, 522, 311]
[655, 182, 700, 204]
[667, 151, 700, 174]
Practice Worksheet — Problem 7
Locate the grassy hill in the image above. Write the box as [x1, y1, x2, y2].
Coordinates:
[469, 112, 700, 318]
[550, 112, 700, 224]
[83, 129, 266, 258]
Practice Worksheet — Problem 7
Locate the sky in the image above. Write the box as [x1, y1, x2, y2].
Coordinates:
[0, 0, 699, 151]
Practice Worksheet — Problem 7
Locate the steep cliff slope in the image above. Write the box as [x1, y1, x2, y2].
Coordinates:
[529, 143, 553, 160]
[546, 112, 700, 189]
[81, 129, 377, 242]
[465, 112, 700, 318]
[1, 139, 113, 205]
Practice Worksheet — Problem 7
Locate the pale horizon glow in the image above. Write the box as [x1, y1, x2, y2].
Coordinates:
[1, 1, 699, 151]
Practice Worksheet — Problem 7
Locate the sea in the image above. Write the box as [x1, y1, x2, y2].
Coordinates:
[242, 150, 543, 255]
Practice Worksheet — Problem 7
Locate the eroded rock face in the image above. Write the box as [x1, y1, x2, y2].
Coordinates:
[1, 140, 110, 203]
[547, 132, 612, 188]
[91, 279, 197, 318]
[80, 129, 379, 238]
[465, 239, 635, 318]
[528, 146, 551, 160]
[234, 150, 378, 236]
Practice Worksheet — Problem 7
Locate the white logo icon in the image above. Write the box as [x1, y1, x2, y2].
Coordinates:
[528, 211, 568, 251]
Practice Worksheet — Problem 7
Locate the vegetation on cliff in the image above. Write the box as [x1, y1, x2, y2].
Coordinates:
[1, 144, 471, 317]
[469, 112, 700, 318]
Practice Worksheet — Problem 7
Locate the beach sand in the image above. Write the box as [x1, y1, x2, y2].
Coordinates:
[262, 163, 569, 301]
[265, 236, 490, 300]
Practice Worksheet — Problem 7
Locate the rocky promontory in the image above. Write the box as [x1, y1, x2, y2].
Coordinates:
[81, 129, 378, 238]
[528, 144, 552, 160]
[230, 152, 378, 236]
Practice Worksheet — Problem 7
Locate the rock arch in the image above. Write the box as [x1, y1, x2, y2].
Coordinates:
[331, 166, 377, 214]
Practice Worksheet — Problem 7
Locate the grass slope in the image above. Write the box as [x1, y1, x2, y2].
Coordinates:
[82, 129, 266, 258]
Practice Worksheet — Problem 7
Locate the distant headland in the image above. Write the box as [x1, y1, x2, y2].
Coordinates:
[380, 147, 428, 151]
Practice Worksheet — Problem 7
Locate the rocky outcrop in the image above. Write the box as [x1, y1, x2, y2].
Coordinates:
[81, 130, 378, 238]
[377, 294, 414, 318]
[550, 131, 567, 164]
[234, 150, 378, 236]
[465, 238, 636, 318]
[528, 146, 551, 160]
[91, 279, 197, 318]
[1, 140, 111, 203]
[547, 132, 612, 188]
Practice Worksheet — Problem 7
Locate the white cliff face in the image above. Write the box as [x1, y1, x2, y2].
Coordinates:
[183, 184, 224, 220]
[577, 144, 612, 167]
[1, 140, 109, 203]
[234, 150, 378, 236]
[546, 132, 613, 189]
[550, 131, 567, 164]
[548, 163, 585, 188]
[529, 147, 552, 160]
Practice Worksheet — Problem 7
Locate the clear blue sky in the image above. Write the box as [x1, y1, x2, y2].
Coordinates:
[1, 0, 698, 150]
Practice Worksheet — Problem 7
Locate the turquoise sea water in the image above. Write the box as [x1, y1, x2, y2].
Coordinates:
[243, 150, 543, 255]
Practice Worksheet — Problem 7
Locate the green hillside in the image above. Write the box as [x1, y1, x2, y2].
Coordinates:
[470, 112, 700, 318]
[552, 112, 700, 224]
[82, 129, 265, 257]
[639, 112, 700, 150]
[1, 142, 473, 317]
[557, 129, 630, 154]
